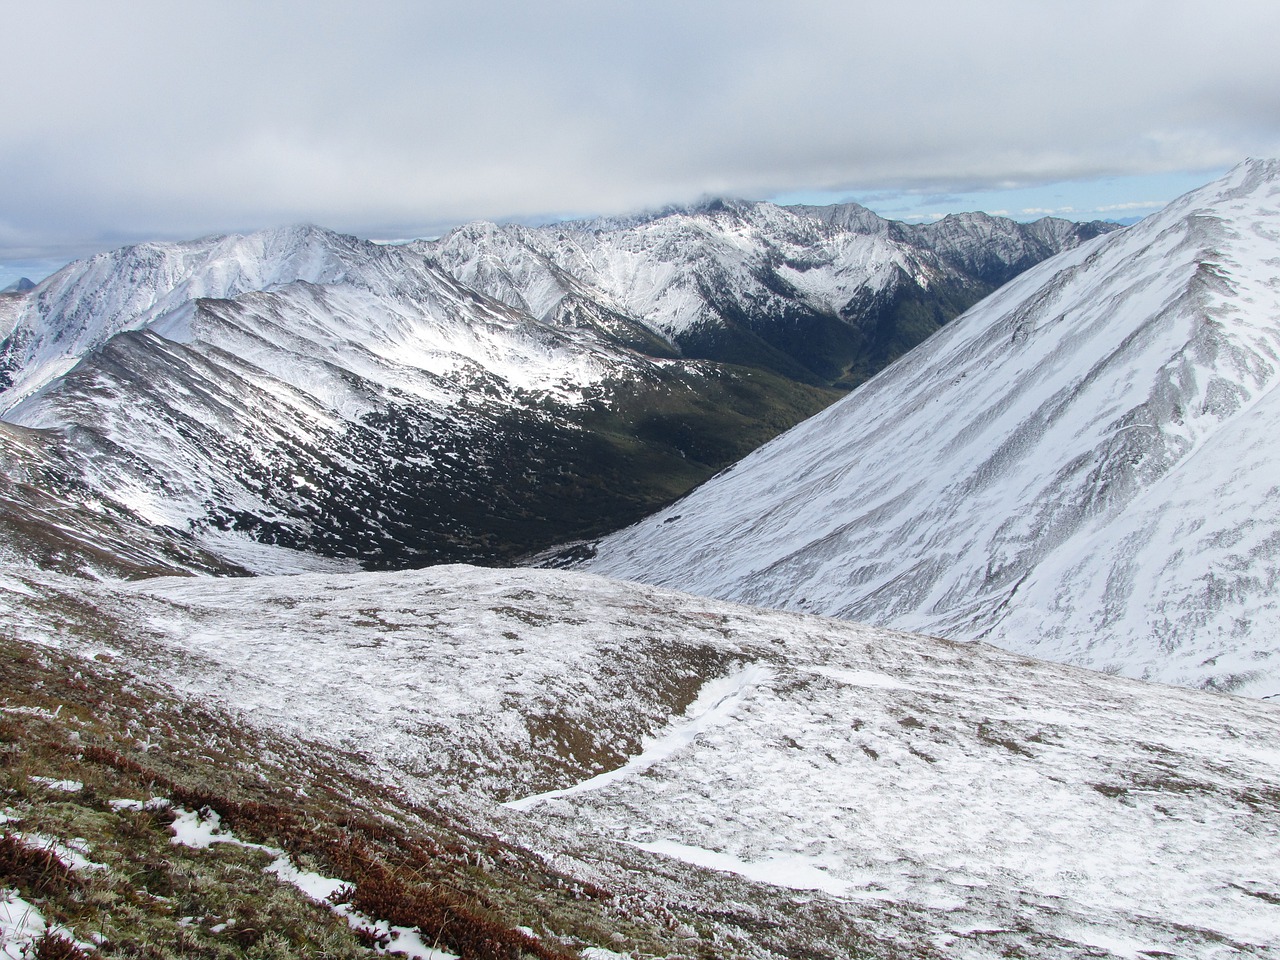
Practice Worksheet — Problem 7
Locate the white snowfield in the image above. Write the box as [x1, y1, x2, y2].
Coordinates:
[588, 159, 1280, 698]
[5, 563, 1278, 958]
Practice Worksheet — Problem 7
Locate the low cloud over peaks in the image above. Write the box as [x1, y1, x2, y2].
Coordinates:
[3, 1, 1279, 261]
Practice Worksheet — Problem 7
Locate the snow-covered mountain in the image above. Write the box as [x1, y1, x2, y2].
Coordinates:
[0, 224, 842, 571]
[586, 159, 1280, 698]
[1, 180, 1272, 957]
[0, 276, 34, 294]
[427, 199, 1115, 388]
[4, 561, 1277, 958]
[0, 419, 243, 578]
[0, 225, 372, 410]
[0, 199, 1104, 574]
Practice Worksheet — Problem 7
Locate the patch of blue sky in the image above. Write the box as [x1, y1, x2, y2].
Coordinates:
[769, 168, 1231, 225]
[0, 258, 69, 289]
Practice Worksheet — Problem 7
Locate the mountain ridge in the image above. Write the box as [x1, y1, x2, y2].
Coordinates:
[428, 198, 1116, 389]
[584, 159, 1280, 697]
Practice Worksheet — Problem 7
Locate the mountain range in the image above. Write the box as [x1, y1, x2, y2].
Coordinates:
[585, 159, 1280, 698]
[430, 199, 1114, 389]
[0, 203, 1106, 573]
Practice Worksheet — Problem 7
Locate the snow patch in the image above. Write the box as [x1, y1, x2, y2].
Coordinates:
[10, 833, 106, 873]
[28, 777, 82, 793]
[626, 838, 853, 897]
[504, 663, 771, 811]
[801, 665, 912, 689]
[168, 807, 457, 960]
[0, 888, 50, 960]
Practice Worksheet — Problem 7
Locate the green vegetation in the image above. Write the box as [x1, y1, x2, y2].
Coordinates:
[0, 634, 724, 959]
[675, 274, 990, 391]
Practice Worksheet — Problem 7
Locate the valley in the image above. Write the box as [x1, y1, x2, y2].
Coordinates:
[1, 165, 1277, 959]
[0, 206, 1107, 573]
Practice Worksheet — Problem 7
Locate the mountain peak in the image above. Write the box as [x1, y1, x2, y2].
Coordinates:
[0, 222, 385, 411]
[1, 277, 35, 294]
[786, 201, 889, 235]
[1234, 155, 1280, 181]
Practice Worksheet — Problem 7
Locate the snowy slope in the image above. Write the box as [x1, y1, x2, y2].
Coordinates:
[0, 292, 24, 341]
[4, 563, 1277, 958]
[0, 420, 250, 578]
[586, 159, 1280, 697]
[0, 224, 667, 417]
[0, 197, 1111, 573]
[0, 225, 372, 412]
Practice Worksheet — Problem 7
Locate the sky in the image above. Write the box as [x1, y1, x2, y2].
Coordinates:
[3, 0, 1279, 287]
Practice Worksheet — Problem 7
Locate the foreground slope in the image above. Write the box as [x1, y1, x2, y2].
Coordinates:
[3, 562, 1277, 958]
[587, 159, 1280, 697]
[0, 594, 727, 960]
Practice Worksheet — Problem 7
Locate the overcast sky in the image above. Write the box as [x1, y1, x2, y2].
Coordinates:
[3, 0, 1279, 283]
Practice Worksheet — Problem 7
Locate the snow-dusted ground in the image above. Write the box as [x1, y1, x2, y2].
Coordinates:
[587, 159, 1280, 698]
[1, 888, 57, 960]
[3, 562, 1277, 958]
[504, 663, 774, 812]
[0, 807, 101, 958]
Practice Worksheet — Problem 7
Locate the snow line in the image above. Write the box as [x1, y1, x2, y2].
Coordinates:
[504, 662, 772, 812]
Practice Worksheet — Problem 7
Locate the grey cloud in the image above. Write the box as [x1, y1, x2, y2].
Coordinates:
[3, 0, 1280, 261]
